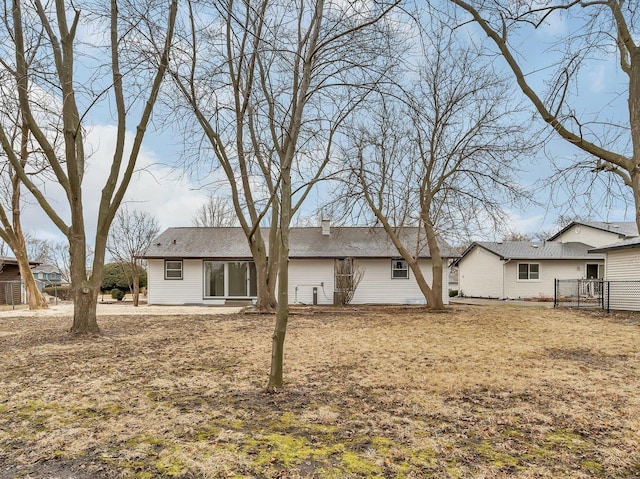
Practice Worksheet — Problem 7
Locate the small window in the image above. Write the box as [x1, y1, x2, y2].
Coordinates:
[518, 263, 539, 280]
[165, 260, 183, 280]
[392, 259, 409, 279]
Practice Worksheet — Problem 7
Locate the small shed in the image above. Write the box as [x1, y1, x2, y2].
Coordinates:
[0, 257, 25, 305]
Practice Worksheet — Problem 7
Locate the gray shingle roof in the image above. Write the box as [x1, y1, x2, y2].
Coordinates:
[548, 221, 638, 241]
[142, 227, 450, 259]
[589, 236, 640, 253]
[456, 241, 604, 264]
[31, 264, 61, 274]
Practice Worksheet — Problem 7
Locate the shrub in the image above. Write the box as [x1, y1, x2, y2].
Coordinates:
[449, 290, 458, 297]
[43, 285, 71, 301]
[111, 289, 125, 301]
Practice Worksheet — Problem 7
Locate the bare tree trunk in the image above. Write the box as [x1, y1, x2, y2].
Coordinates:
[132, 270, 140, 307]
[267, 174, 291, 391]
[15, 252, 47, 309]
[423, 217, 444, 310]
[249, 240, 278, 310]
[69, 233, 99, 334]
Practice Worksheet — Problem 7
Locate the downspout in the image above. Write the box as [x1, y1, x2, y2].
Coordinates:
[502, 258, 511, 299]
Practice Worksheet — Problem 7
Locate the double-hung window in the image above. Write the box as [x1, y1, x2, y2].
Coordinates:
[165, 260, 183, 280]
[518, 263, 539, 280]
[391, 259, 409, 279]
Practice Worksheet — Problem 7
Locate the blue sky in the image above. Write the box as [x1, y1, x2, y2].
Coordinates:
[19, 1, 635, 245]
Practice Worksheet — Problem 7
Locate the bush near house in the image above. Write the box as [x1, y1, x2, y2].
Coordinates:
[110, 289, 125, 301]
[100, 262, 147, 293]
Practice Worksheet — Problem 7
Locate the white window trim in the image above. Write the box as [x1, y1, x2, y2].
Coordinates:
[391, 259, 409, 279]
[164, 259, 183, 280]
[516, 262, 540, 282]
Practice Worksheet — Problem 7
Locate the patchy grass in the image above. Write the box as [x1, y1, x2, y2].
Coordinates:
[1, 305, 639, 478]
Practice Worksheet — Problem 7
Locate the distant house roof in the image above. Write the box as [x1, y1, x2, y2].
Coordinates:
[142, 227, 452, 259]
[548, 221, 638, 241]
[31, 264, 61, 274]
[589, 236, 640, 253]
[453, 241, 604, 266]
[0, 256, 39, 267]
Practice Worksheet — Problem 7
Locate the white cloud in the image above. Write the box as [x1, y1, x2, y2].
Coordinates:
[587, 64, 606, 93]
[22, 124, 212, 243]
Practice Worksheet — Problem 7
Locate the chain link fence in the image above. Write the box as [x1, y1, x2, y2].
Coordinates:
[554, 279, 605, 310]
[555, 279, 640, 312]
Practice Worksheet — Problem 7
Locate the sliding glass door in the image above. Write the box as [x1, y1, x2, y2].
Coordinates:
[204, 261, 257, 298]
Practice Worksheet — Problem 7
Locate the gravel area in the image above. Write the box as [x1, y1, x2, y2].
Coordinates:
[0, 301, 243, 317]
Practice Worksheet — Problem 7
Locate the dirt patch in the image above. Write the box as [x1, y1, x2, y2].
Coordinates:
[1, 305, 639, 477]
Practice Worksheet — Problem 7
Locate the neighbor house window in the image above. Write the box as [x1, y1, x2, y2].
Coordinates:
[585, 263, 604, 279]
[391, 259, 409, 279]
[518, 263, 539, 280]
[165, 260, 183, 280]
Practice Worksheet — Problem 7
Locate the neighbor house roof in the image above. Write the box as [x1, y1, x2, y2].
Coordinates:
[31, 264, 61, 274]
[589, 236, 640, 253]
[142, 227, 451, 259]
[0, 256, 39, 267]
[453, 241, 604, 266]
[548, 221, 638, 241]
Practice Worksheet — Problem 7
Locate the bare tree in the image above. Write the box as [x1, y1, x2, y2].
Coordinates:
[0, 61, 50, 309]
[47, 241, 71, 284]
[502, 231, 532, 242]
[192, 195, 238, 227]
[334, 19, 533, 309]
[107, 207, 160, 306]
[0, 1, 178, 333]
[170, 0, 400, 389]
[334, 258, 364, 306]
[448, 0, 640, 231]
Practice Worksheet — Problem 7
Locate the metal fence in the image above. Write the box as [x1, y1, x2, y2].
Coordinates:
[555, 279, 640, 312]
[554, 279, 605, 310]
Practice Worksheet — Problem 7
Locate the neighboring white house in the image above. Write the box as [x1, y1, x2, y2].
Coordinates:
[454, 241, 605, 300]
[590, 237, 640, 311]
[548, 221, 638, 248]
[454, 221, 639, 300]
[141, 225, 450, 306]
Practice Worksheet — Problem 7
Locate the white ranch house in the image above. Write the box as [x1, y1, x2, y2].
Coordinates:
[455, 221, 639, 301]
[142, 225, 450, 306]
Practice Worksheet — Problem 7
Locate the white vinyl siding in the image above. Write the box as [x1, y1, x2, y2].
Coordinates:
[457, 246, 504, 298]
[504, 260, 603, 299]
[149, 257, 449, 306]
[147, 259, 225, 305]
[554, 226, 622, 248]
[288, 259, 449, 305]
[604, 249, 640, 311]
[349, 258, 448, 305]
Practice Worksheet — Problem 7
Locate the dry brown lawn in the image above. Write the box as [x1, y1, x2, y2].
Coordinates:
[1, 304, 639, 478]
